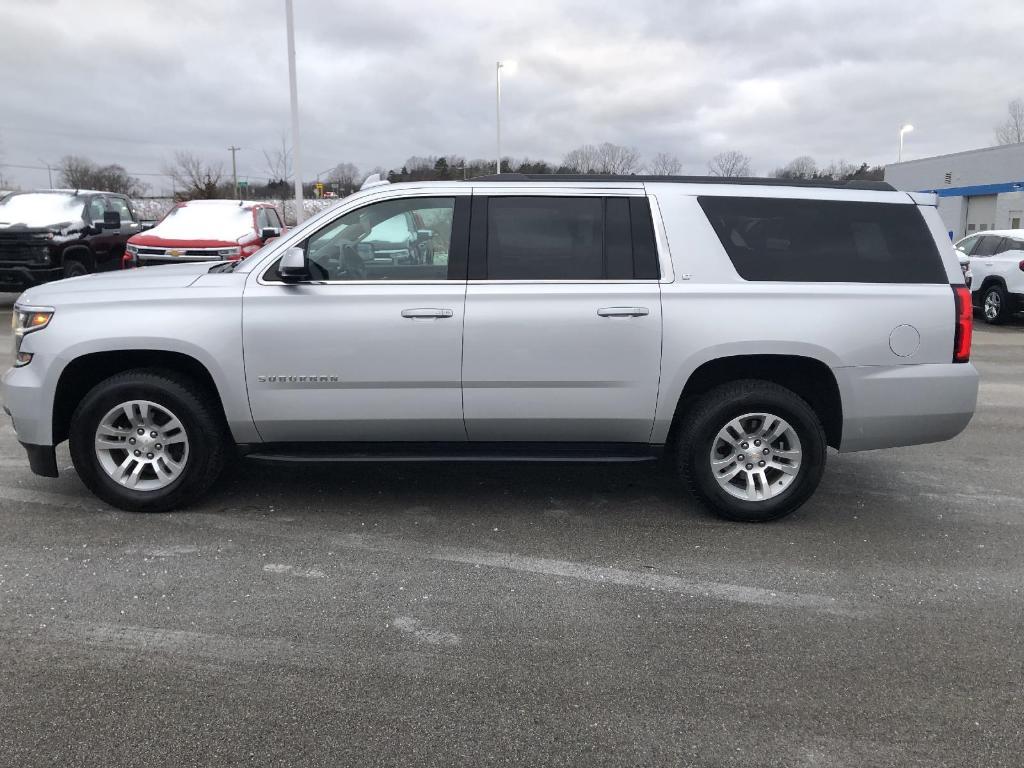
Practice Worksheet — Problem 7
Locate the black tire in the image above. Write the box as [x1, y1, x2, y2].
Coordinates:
[69, 369, 227, 512]
[675, 380, 827, 522]
[981, 283, 1011, 325]
[62, 259, 89, 279]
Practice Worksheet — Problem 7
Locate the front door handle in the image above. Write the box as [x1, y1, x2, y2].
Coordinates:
[597, 307, 649, 317]
[401, 308, 453, 319]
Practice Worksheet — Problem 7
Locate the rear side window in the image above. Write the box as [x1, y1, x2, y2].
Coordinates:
[972, 236, 1000, 257]
[698, 196, 946, 283]
[478, 196, 660, 280]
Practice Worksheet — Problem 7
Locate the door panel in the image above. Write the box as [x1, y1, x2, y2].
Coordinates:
[462, 282, 662, 442]
[242, 282, 467, 442]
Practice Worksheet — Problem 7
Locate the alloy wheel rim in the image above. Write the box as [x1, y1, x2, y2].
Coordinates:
[94, 400, 189, 491]
[709, 412, 802, 502]
[985, 291, 1000, 319]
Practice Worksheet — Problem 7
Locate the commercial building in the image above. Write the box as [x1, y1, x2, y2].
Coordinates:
[885, 143, 1024, 240]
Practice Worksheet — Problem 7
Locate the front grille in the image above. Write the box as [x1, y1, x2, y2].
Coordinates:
[137, 256, 221, 267]
[137, 247, 225, 257]
[0, 244, 49, 262]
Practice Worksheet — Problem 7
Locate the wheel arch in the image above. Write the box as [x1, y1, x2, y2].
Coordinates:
[52, 350, 226, 445]
[666, 353, 843, 450]
[977, 275, 1008, 294]
[60, 244, 95, 271]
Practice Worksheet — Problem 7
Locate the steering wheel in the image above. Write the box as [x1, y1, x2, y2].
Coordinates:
[339, 244, 366, 280]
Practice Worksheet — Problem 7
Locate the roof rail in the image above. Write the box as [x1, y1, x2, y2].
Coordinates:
[468, 173, 895, 192]
[360, 173, 390, 191]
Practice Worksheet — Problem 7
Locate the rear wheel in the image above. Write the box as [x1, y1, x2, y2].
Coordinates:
[675, 380, 826, 522]
[982, 283, 1011, 324]
[69, 369, 227, 512]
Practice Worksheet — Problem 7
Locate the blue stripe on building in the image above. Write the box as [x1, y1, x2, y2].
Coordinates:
[918, 181, 1024, 197]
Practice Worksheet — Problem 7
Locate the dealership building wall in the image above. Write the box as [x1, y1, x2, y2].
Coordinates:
[885, 144, 1024, 240]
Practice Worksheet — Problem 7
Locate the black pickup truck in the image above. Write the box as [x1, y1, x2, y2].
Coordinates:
[0, 190, 147, 289]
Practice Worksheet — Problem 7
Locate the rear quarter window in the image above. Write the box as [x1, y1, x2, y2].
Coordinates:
[698, 196, 946, 283]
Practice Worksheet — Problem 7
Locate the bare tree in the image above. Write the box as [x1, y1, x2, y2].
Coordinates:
[820, 159, 858, 180]
[771, 155, 818, 180]
[327, 162, 360, 195]
[562, 143, 642, 174]
[263, 134, 293, 184]
[562, 144, 601, 173]
[163, 151, 225, 200]
[648, 152, 682, 175]
[707, 150, 752, 177]
[995, 98, 1024, 145]
[57, 155, 146, 196]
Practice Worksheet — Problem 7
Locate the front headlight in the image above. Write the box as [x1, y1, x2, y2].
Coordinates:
[126, 244, 139, 255]
[12, 307, 54, 367]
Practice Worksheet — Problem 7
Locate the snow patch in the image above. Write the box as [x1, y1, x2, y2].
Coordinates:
[263, 563, 327, 579]
[148, 200, 255, 242]
[391, 616, 461, 646]
[0, 192, 85, 228]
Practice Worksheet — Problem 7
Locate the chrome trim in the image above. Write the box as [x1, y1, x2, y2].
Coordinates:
[647, 192, 677, 284]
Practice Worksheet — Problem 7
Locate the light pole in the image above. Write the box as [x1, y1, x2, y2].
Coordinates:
[898, 124, 914, 163]
[285, 0, 304, 223]
[228, 145, 241, 197]
[495, 60, 517, 174]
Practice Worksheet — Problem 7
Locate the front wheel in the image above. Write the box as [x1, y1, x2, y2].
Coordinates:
[675, 380, 827, 522]
[69, 369, 227, 512]
[63, 259, 88, 279]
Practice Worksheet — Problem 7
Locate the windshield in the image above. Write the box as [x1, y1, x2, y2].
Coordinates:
[0, 192, 86, 228]
[152, 202, 254, 242]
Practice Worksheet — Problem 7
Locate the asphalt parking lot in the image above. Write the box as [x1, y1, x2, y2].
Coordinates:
[0, 295, 1021, 768]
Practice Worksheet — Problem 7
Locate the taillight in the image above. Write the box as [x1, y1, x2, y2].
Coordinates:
[1018, 259, 1024, 272]
[952, 285, 972, 363]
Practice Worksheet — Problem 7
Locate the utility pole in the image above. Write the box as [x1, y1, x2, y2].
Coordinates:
[285, 0, 304, 223]
[228, 145, 241, 198]
[38, 159, 53, 188]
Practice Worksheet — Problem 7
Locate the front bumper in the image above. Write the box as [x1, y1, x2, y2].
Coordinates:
[837, 363, 979, 452]
[0, 265, 63, 290]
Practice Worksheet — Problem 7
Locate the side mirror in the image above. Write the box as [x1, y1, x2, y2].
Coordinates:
[260, 227, 281, 241]
[416, 228, 433, 239]
[103, 210, 121, 230]
[139, 219, 158, 231]
[277, 246, 311, 283]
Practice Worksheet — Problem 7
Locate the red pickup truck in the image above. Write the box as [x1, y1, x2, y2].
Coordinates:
[124, 200, 284, 267]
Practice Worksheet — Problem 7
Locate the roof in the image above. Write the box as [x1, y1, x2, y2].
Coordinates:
[16, 188, 112, 196]
[960, 229, 1024, 238]
[888, 141, 1024, 168]
[180, 199, 256, 207]
[470, 173, 895, 192]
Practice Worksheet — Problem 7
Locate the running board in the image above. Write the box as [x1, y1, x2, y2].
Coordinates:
[240, 442, 663, 464]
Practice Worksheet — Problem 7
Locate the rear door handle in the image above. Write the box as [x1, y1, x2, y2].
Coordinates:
[597, 307, 649, 317]
[401, 308, 453, 319]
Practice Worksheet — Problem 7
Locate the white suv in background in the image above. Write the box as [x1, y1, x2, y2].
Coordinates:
[955, 230, 1024, 323]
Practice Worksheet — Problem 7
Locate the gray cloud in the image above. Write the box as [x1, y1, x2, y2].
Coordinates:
[1, 0, 1022, 193]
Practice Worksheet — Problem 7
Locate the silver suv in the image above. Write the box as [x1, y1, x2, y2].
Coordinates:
[2, 175, 979, 522]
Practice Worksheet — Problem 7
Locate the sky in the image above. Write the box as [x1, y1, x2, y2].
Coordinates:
[1, 0, 1023, 195]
